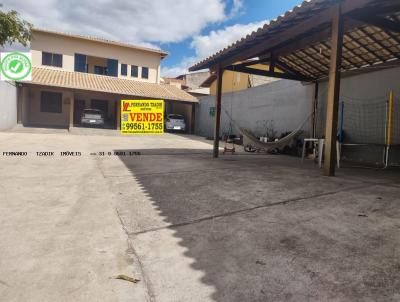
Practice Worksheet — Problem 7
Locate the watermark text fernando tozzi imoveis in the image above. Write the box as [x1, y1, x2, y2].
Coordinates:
[1, 151, 141, 157]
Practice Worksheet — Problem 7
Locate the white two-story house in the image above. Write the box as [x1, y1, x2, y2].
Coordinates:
[17, 28, 197, 131]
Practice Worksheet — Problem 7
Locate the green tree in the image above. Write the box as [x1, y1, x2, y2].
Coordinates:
[0, 4, 32, 47]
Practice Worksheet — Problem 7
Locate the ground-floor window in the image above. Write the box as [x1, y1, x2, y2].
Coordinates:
[40, 91, 62, 113]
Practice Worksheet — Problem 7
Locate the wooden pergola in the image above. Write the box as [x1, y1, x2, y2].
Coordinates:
[189, 0, 400, 176]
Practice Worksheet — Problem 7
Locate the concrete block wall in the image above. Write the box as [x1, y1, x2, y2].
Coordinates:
[315, 66, 400, 142]
[195, 66, 400, 164]
[315, 67, 400, 164]
[0, 81, 17, 130]
[195, 79, 314, 138]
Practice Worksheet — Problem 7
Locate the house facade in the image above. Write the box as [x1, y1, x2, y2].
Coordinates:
[17, 29, 197, 131]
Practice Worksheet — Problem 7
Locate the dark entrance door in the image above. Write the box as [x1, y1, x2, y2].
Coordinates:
[74, 99, 85, 125]
[91, 99, 109, 119]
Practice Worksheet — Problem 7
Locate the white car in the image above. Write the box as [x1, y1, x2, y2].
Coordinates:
[165, 114, 186, 132]
[80, 109, 105, 127]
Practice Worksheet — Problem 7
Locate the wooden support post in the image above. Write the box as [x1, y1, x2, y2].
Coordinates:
[18, 86, 29, 125]
[324, 4, 344, 176]
[69, 97, 74, 129]
[213, 68, 224, 158]
[269, 53, 276, 73]
[116, 100, 121, 130]
[17, 85, 22, 124]
[312, 81, 319, 138]
[191, 103, 196, 134]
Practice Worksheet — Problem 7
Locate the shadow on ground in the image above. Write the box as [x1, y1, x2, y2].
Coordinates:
[113, 148, 400, 302]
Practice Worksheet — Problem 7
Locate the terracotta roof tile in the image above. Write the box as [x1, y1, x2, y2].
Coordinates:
[189, 0, 400, 78]
[25, 67, 197, 103]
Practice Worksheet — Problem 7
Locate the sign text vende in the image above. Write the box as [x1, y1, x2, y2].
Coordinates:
[129, 113, 163, 122]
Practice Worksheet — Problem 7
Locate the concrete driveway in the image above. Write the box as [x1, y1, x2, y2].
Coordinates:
[0, 129, 399, 302]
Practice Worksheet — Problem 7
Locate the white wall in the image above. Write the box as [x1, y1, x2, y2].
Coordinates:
[31, 30, 162, 83]
[0, 81, 17, 130]
[196, 79, 314, 138]
[315, 66, 400, 144]
[196, 66, 400, 164]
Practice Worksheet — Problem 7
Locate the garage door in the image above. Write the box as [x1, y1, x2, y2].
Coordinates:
[91, 100, 108, 118]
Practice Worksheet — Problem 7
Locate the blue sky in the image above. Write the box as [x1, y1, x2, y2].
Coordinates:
[161, 0, 302, 73]
[2, 0, 302, 76]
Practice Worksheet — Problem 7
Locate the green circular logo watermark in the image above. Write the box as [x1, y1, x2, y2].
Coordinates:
[1, 52, 32, 81]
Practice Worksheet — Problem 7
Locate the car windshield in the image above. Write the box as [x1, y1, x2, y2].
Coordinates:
[168, 114, 184, 120]
[84, 110, 102, 115]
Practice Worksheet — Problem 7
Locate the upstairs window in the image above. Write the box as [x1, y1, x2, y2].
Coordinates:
[107, 59, 118, 77]
[141, 67, 149, 79]
[74, 53, 87, 72]
[121, 64, 127, 76]
[42, 52, 63, 67]
[131, 65, 138, 78]
[94, 65, 107, 75]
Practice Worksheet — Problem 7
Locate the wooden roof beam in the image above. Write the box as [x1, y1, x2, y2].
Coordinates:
[300, 48, 330, 71]
[270, 18, 364, 59]
[277, 57, 317, 79]
[231, 57, 271, 69]
[289, 52, 327, 75]
[346, 31, 385, 63]
[310, 44, 358, 70]
[359, 28, 399, 59]
[224, 65, 314, 82]
[275, 59, 311, 78]
[194, 0, 380, 71]
[350, 15, 400, 33]
[379, 22, 400, 45]
[321, 41, 365, 69]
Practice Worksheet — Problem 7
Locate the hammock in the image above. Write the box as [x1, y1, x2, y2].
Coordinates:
[222, 106, 312, 152]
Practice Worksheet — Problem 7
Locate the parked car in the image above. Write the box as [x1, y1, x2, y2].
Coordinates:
[81, 109, 105, 127]
[165, 114, 186, 132]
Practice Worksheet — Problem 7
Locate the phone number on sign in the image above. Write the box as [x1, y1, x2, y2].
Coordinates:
[123, 122, 163, 130]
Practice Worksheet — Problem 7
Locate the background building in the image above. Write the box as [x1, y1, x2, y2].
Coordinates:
[200, 65, 278, 96]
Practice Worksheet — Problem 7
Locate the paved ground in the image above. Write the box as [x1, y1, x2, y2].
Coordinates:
[0, 128, 399, 302]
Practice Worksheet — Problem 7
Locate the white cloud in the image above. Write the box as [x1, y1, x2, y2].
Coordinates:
[135, 42, 161, 51]
[161, 21, 267, 77]
[228, 0, 245, 18]
[161, 20, 267, 77]
[161, 56, 198, 77]
[1, 0, 227, 45]
[191, 20, 267, 60]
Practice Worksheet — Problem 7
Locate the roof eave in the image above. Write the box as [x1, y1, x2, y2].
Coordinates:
[32, 28, 169, 57]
